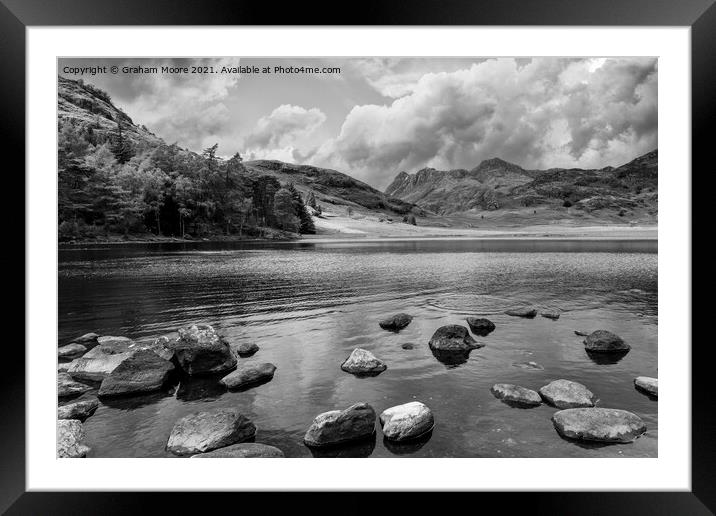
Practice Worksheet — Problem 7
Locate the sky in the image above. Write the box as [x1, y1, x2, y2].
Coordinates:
[59, 57, 657, 190]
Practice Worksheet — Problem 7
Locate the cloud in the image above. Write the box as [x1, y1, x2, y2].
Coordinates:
[245, 104, 326, 149]
[307, 57, 657, 189]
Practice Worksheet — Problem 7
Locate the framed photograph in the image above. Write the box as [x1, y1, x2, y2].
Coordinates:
[6, 0, 710, 513]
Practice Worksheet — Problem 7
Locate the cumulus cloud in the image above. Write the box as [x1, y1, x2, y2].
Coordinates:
[307, 57, 657, 189]
[245, 104, 326, 149]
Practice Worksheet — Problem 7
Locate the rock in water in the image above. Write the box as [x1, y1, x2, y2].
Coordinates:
[66, 342, 134, 382]
[166, 408, 256, 455]
[167, 324, 237, 376]
[58, 343, 87, 359]
[401, 343, 416, 350]
[539, 379, 597, 408]
[304, 402, 376, 447]
[220, 362, 277, 390]
[58, 398, 99, 420]
[552, 408, 647, 443]
[235, 342, 259, 357]
[191, 443, 284, 458]
[57, 419, 90, 458]
[98, 349, 175, 397]
[95, 336, 135, 353]
[512, 361, 544, 371]
[574, 330, 589, 337]
[634, 376, 658, 397]
[379, 313, 413, 332]
[491, 384, 542, 406]
[379, 401, 434, 441]
[466, 317, 495, 336]
[505, 307, 538, 318]
[428, 325, 483, 351]
[340, 348, 387, 376]
[541, 309, 561, 320]
[583, 330, 630, 353]
[58, 373, 93, 398]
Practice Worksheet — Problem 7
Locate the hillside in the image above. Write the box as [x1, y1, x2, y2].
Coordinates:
[385, 152, 658, 223]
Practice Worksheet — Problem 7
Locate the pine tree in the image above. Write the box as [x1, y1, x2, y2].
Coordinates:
[286, 183, 316, 234]
[110, 121, 134, 164]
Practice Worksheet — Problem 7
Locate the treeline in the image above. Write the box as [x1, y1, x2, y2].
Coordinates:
[58, 118, 316, 241]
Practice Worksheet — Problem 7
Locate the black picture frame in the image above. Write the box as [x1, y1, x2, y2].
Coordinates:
[4, 0, 709, 513]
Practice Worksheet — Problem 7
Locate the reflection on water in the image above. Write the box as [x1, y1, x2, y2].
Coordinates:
[58, 239, 657, 458]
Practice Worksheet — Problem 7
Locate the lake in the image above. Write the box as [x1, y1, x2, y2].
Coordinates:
[58, 238, 658, 458]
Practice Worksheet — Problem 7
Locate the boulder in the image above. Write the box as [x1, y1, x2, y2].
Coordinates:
[71, 332, 99, 346]
[634, 376, 658, 397]
[191, 443, 284, 458]
[541, 309, 561, 320]
[539, 379, 596, 409]
[466, 317, 495, 336]
[58, 373, 93, 398]
[583, 330, 630, 353]
[428, 325, 483, 352]
[58, 398, 99, 420]
[58, 363, 71, 373]
[146, 335, 175, 361]
[98, 349, 175, 397]
[505, 307, 538, 318]
[58, 343, 87, 360]
[220, 362, 277, 390]
[552, 408, 647, 443]
[379, 401, 434, 441]
[166, 408, 256, 455]
[235, 342, 259, 357]
[379, 313, 413, 332]
[304, 402, 376, 447]
[340, 348, 387, 376]
[491, 384, 542, 406]
[66, 346, 134, 382]
[95, 336, 135, 353]
[167, 324, 237, 376]
[57, 419, 90, 458]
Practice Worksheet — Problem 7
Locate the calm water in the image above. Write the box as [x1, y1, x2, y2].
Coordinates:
[58, 239, 658, 458]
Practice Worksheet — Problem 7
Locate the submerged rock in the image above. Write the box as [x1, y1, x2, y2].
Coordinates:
[166, 408, 256, 455]
[428, 325, 483, 352]
[220, 362, 277, 390]
[379, 401, 434, 441]
[235, 342, 259, 357]
[98, 349, 175, 397]
[574, 330, 589, 337]
[304, 402, 376, 447]
[167, 324, 237, 376]
[466, 317, 495, 336]
[634, 376, 658, 397]
[379, 313, 413, 332]
[57, 419, 90, 458]
[341, 348, 387, 376]
[539, 379, 596, 409]
[541, 309, 561, 320]
[552, 408, 646, 443]
[505, 307, 538, 318]
[491, 384, 542, 406]
[58, 373, 93, 398]
[583, 330, 630, 353]
[58, 343, 87, 360]
[191, 443, 284, 458]
[58, 398, 99, 420]
[512, 361, 544, 371]
[401, 343, 416, 350]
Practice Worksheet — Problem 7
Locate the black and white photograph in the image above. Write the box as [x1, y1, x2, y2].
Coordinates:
[56, 56, 658, 459]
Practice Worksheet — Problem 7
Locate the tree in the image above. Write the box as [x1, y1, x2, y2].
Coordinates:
[110, 121, 134, 164]
[306, 191, 317, 209]
[286, 183, 315, 234]
[273, 188, 299, 232]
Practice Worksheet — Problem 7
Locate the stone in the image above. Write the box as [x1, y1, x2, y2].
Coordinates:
[72, 332, 100, 344]
[167, 324, 237, 376]
[58, 373, 93, 398]
[505, 307, 538, 318]
[512, 361, 544, 371]
[541, 309, 561, 320]
[340, 348, 387, 376]
[58, 343, 87, 359]
[574, 330, 589, 337]
[219, 362, 277, 390]
[634, 376, 658, 397]
[491, 384, 542, 406]
[58, 363, 71, 373]
[401, 343, 416, 350]
[66, 346, 134, 382]
[58, 398, 99, 420]
[379, 401, 434, 441]
[191, 443, 284, 458]
[57, 419, 90, 458]
[552, 408, 647, 443]
[98, 349, 175, 397]
[539, 379, 597, 409]
[583, 330, 630, 353]
[166, 408, 257, 455]
[235, 342, 259, 357]
[304, 402, 376, 447]
[379, 313, 413, 331]
[95, 336, 135, 353]
[466, 317, 495, 336]
[428, 325, 483, 352]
